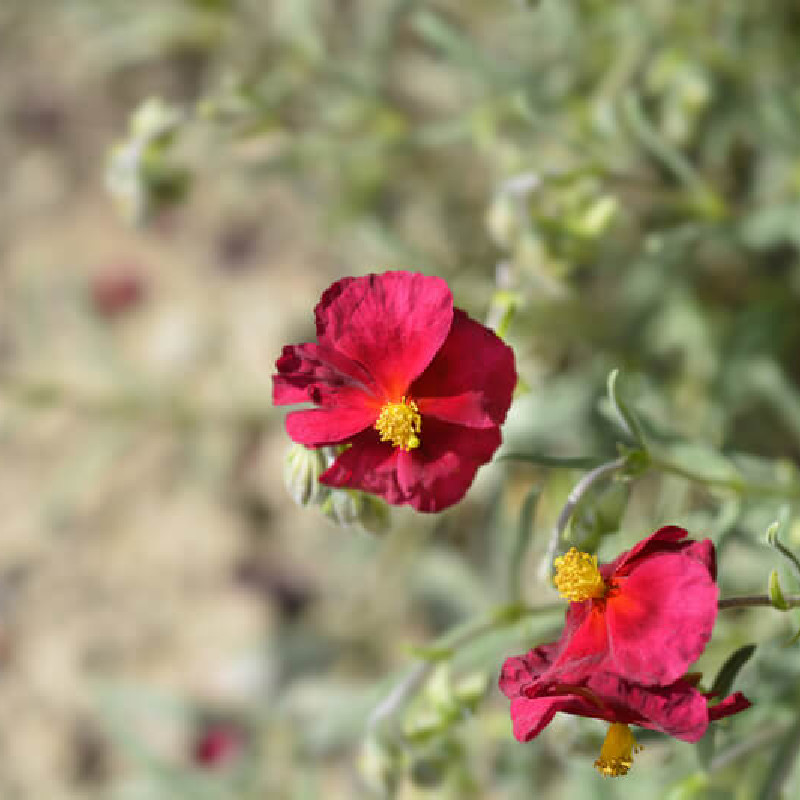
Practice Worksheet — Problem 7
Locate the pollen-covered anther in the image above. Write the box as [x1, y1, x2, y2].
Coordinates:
[594, 723, 641, 778]
[375, 396, 422, 451]
[553, 547, 607, 602]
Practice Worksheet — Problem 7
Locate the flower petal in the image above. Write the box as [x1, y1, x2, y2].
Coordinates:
[395, 419, 502, 512]
[285, 405, 379, 448]
[550, 603, 610, 678]
[606, 525, 689, 577]
[707, 692, 751, 722]
[412, 309, 516, 428]
[606, 552, 718, 684]
[586, 673, 709, 742]
[509, 696, 589, 743]
[273, 343, 381, 407]
[685, 537, 717, 580]
[314, 271, 454, 399]
[319, 429, 404, 504]
[499, 644, 561, 699]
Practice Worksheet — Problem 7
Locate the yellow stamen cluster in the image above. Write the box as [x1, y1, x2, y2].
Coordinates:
[375, 397, 422, 451]
[553, 547, 607, 602]
[594, 723, 641, 777]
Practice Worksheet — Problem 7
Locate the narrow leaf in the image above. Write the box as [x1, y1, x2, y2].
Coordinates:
[711, 644, 756, 698]
[606, 368, 645, 446]
[509, 487, 540, 603]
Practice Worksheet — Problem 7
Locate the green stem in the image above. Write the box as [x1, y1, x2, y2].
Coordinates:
[541, 455, 628, 575]
[367, 602, 562, 732]
[649, 454, 800, 500]
[718, 594, 800, 610]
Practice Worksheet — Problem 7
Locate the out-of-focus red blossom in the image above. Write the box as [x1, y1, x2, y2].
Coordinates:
[191, 722, 245, 769]
[272, 271, 516, 512]
[549, 526, 719, 685]
[499, 646, 750, 776]
[91, 269, 147, 317]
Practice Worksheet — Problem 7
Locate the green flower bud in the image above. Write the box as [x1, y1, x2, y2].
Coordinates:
[452, 672, 488, 711]
[357, 736, 401, 797]
[131, 97, 183, 144]
[320, 489, 362, 526]
[283, 443, 327, 507]
[403, 709, 446, 744]
[768, 569, 790, 611]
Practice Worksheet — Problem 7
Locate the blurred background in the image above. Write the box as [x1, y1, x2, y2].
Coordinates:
[3, 0, 800, 797]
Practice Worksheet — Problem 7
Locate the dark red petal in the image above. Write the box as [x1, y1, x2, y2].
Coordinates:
[319, 430, 405, 504]
[273, 343, 381, 407]
[395, 420, 501, 512]
[685, 538, 717, 580]
[509, 696, 593, 742]
[411, 309, 516, 428]
[285, 405, 378, 447]
[586, 673, 709, 742]
[605, 553, 718, 684]
[609, 525, 689, 577]
[499, 643, 561, 699]
[707, 692, 751, 722]
[313, 271, 454, 399]
[314, 276, 356, 339]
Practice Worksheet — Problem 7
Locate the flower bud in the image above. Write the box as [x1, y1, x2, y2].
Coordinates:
[131, 97, 182, 143]
[768, 569, 790, 611]
[452, 671, 488, 711]
[283, 444, 327, 507]
[486, 192, 523, 249]
[106, 97, 188, 226]
[572, 195, 618, 238]
[357, 736, 401, 797]
[320, 489, 362, 526]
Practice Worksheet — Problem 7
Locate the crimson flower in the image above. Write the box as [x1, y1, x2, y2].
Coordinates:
[191, 722, 245, 769]
[91, 268, 147, 317]
[547, 526, 718, 685]
[500, 645, 750, 777]
[272, 271, 516, 512]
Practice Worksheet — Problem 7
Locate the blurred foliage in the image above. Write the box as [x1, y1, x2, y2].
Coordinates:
[5, 0, 800, 797]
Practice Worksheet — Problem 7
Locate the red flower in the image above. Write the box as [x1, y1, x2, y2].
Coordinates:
[547, 526, 718, 685]
[91, 268, 147, 317]
[272, 271, 516, 512]
[192, 722, 245, 769]
[499, 645, 750, 776]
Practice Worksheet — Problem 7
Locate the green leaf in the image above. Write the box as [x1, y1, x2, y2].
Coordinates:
[710, 643, 757, 699]
[606, 369, 646, 446]
[508, 486, 540, 602]
[698, 644, 756, 768]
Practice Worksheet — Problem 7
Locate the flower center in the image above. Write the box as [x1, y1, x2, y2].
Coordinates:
[553, 547, 607, 602]
[594, 723, 641, 778]
[375, 396, 421, 451]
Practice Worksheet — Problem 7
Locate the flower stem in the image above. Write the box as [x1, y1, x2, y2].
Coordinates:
[649, 454, 800, 500]
[367, 602, 562, 732]
[540, 456, 628, 578]
[718, 594, 800, 610]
